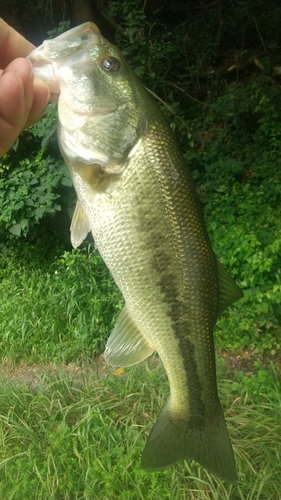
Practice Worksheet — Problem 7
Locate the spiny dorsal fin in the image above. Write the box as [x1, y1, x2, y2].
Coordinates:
[217, 259, 243, 315]
[104, 306, 155, 367]
[70, 199, 91, 248]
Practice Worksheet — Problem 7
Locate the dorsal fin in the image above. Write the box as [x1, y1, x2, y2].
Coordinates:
[216, 259, 243, 315]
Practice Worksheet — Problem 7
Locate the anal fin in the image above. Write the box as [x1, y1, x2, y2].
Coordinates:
[104, 306, 155, 367]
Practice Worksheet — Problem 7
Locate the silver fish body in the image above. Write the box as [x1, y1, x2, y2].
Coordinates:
[28, 23, 243, 482]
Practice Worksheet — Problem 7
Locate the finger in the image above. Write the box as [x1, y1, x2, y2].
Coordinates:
[2, 58, 34, 123]
[0, 18, 35, 68]
[25, 77, 50, 127]
[0, 59, 33, 155]
[0, 62, 50, 155]
[3, 58, 50, 128]
[0, 75, 26, 155]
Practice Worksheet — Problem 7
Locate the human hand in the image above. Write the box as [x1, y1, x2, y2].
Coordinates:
[0, 18, 50, 156]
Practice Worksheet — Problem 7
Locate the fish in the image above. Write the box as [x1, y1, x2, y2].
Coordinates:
[28, 23, 243, 482]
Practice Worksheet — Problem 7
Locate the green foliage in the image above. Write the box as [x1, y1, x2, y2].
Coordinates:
[0, 103, 73, 238]
[234, 361, 281, 403]
[108, 0, 281, 114]
[46, 20, 70, 39]
[183, 81, 281, 352]
[0, 0, 68, 27]
[0, 21, 73, 240]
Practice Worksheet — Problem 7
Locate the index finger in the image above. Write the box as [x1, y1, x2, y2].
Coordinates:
[0, 18, 35, 68]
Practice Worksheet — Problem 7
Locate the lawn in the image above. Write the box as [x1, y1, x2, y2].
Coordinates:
[0, 358, 280, 499]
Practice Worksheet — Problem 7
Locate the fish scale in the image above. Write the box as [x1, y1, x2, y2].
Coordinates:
[28, 22, 243, 482]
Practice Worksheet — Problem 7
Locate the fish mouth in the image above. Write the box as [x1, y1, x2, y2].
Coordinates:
[27, 51, 61, 97]
[27, 22, 101, 97]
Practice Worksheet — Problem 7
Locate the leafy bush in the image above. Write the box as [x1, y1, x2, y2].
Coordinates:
[0, 22, 74, 240]
[188, 82, 281, 352]
[234, 361, 281, 403]
[0, 103, 73, 238]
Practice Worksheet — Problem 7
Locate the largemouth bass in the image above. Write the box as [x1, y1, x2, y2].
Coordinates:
[28, 23, 243, 482]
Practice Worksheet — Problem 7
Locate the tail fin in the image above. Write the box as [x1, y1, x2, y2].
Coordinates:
[141, 403, 236, 483]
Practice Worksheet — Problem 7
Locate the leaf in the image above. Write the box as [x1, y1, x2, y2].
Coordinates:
[9, 224, 22, 237]
[11, 138, 19, 151]
[61, 176, 73, 187]
[34, 207, 46, 221]
[29, 178, 39, 186]
[14, 201, 24, 210]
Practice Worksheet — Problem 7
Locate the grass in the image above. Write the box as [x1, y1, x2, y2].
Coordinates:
[0, 244, 123, 364]
[0, 358, 280, 499]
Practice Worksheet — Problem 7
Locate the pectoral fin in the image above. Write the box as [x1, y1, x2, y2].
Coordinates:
[70, 199, 91, 248]
[104, 306, 155, 366]
[216, 259, 243, 315]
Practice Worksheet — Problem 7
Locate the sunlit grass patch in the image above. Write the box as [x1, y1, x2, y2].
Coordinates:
[0, 245, 123, 364]
[0, 359, 280, 499]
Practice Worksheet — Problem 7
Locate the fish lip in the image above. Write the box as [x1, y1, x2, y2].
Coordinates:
[27, 22, 102, 93]
[27, 49, 59, 93]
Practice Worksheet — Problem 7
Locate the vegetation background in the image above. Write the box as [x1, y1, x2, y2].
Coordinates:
[0, 0, 281, 498]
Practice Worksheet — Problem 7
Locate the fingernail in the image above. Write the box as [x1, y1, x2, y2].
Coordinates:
[27, 59, 33, 80]
[44, 81, 51, 104]
[34, 78, 51, 104]
[14, 71, 24, 96]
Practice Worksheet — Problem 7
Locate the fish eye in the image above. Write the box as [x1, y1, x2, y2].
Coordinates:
[101, 57, 120, 73]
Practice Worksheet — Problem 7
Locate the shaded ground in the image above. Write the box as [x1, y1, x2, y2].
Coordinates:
[0, 349, 280, 390]
[221, 348, 281, 377]
[0, 356, 109, 390]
